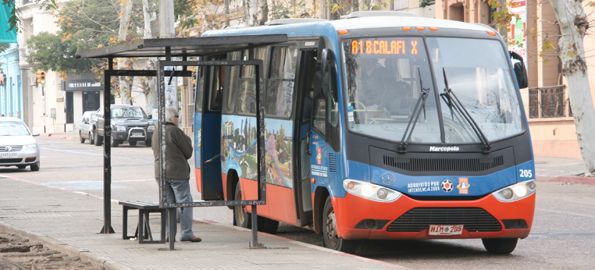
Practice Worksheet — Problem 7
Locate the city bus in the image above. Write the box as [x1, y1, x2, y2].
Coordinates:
[193, 11, 535, 254]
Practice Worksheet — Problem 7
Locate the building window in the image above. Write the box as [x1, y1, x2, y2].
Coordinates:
[528, 85, 571, 118]
[449, 3, 464, 21]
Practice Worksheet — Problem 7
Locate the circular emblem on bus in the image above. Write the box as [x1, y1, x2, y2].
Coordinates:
[441, 179, 453, 192]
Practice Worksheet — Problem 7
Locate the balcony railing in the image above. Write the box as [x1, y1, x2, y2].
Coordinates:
[529, 85, 572, 119]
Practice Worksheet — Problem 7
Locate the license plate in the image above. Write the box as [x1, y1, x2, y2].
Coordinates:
[428, 225, 464, 236]
[131, 132, 143, 137]
[0, 152, 18, 158]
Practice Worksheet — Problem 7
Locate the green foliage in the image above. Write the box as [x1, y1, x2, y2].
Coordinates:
[26, 0, 147, 73]
[270, 3, 292, 19]
[175, 0, 196, 30]
[26, 32, 92, 72]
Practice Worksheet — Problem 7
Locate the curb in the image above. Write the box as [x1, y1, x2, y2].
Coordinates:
[200, 220, 406, 269]
[0, 222, 128, 270]
[42, 133, 79, 141]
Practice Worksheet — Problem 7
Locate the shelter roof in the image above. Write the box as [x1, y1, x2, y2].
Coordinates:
[77, 34, 287, 59]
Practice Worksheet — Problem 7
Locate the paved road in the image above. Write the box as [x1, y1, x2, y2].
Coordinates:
[2, 137, 594, 269]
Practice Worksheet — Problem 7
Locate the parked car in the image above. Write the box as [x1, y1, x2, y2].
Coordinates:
[79, 110, 101, 145]
[95, 105, 154, 147]
[0, 117, 40, 171]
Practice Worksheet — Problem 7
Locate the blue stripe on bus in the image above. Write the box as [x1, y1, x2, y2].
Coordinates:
[331, 159, 535, 198]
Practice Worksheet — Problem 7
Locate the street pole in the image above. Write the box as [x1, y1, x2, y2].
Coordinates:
[159, 0, 177, 109]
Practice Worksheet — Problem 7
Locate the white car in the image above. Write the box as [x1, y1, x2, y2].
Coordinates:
[0, 117, 40, 171]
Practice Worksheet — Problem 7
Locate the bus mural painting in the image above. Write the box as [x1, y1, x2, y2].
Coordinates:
[195, 11, 535, 255]
[264, 119, 293, 188]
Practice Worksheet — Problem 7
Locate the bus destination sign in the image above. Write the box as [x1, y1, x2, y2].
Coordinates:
[350, 39, 418, 56]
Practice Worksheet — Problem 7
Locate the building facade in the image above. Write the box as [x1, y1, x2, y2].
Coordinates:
[16, 0, 104, 134]
[436, 0, 595, 159]
[0, 44, 22, 118]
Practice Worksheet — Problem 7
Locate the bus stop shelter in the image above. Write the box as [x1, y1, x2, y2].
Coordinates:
[77, 34, 288, 250]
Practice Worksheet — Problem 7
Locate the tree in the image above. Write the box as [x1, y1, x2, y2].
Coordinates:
[548, 0, 595, 175]
[26, 32, 92, 72]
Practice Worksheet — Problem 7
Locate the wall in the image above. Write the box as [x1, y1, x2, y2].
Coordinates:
[0, 45, 21, 118]
[436, 0, 595, 159]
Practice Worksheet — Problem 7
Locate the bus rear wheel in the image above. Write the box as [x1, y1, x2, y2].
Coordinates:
[232, 183, 279, 234]
[322, 197, 357, 253]
[482, 238, 518, 254]
[233, 184, 250, 228]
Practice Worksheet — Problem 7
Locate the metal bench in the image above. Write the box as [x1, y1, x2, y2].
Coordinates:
[119, 201, 166, 244]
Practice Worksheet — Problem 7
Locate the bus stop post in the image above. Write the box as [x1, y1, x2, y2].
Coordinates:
[168, 208, 176, 250]
[157, 61, 177, 250]
[100, 58, 114, 234]
[249, 205, 263, 248]
[250, 59, 265, 249]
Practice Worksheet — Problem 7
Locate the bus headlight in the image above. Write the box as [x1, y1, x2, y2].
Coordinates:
[343, 179, 402, 203]
[492, 180, 536, 202]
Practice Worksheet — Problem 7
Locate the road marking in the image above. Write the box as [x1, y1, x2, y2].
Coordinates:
[40, 146, 101, 157]
[537, 208, 595, 219]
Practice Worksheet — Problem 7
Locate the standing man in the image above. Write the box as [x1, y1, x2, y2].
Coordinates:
[152, 106, 201, 242]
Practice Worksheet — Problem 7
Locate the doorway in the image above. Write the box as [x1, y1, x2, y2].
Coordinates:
[83, 91, 100, 112]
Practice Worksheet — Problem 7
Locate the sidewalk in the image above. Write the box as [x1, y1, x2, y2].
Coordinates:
[43, 131, 79, 141]
[535, 156, 594, 185]
[0, 178, 399, 270]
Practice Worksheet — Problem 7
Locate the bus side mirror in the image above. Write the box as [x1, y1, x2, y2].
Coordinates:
[510, 51, 528, 89]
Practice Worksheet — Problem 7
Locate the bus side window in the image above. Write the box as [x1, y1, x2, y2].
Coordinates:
[195, 67, 204, 112]
[313, 98, 326, 135]
[266, 46, 297, 118]
[223, 51, 242, 114]
[237, 48, 266, 115]
[209, 66, 224, 112]
[321, 50, 340, 151]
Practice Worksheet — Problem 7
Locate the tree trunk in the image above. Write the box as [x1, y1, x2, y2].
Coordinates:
[117, 0, 134, 105]
[143, 0, 158, 112]
[259, 0, 269, 25]
[225, 0, 230, 27]
[548, 0, 595, 175]
[249, 0, 258, 26]
[320, 0, 328, 19]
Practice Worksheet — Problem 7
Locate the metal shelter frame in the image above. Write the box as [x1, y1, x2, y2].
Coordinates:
[77, 35, 288, 250]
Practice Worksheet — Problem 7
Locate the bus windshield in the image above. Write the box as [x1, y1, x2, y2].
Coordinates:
[343, 37, 523, 144]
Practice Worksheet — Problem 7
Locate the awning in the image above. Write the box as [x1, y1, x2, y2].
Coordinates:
[76, 34, 288, 59]
[0, 2, 17, 43]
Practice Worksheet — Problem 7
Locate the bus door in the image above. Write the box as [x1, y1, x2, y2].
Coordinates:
[293, 45, 319, 226]
[200, 63, 227, 200]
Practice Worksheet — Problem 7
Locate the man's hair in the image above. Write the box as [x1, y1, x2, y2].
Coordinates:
[165, 107, 178, 122]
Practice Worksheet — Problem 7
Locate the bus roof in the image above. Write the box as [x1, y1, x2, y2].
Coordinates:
[203, 15, 494, 38]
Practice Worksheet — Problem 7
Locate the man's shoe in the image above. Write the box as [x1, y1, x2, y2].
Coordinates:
[181, 236, 202, 243]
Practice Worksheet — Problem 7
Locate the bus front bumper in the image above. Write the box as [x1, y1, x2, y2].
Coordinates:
[333, 192, 535, 240]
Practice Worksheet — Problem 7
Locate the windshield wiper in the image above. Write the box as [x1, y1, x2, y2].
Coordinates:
[439, 68, 491, 152]
[398, 68, 430, 153]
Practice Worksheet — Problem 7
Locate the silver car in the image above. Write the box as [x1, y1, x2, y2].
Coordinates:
[79, 110, 100, 145]
[0, 117, 40, 171]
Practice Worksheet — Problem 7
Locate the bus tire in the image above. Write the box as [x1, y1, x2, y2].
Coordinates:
[482, 238, 518, 254]
[257, 216, 279, 234]
[233, 184, 250, 228]
[322, 197, 357, 253]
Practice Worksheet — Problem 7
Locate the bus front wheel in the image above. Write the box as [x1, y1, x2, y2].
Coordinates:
[322, 197, 357, 253]
[482, 238, 518, 254]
